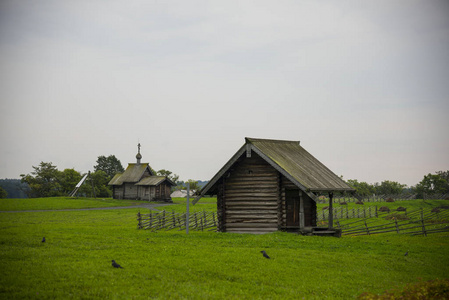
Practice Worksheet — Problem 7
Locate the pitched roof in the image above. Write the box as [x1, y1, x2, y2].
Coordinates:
[135, 176, 176, 186]
[247, 138, 353, 192]
[193, 137, 354, 204]
[108, 163, 152, 186]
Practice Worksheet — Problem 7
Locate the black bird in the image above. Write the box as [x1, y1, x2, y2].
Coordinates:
[404, 251, 408, 256]
[42, 237, 46, 243]
[112, 260, 124, 268]
[260, 250, 270, 259]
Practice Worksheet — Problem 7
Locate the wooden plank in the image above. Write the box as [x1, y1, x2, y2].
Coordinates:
[227, 229, 277, 234]
[225, 196, 278, 201]
[226, 215, 278, 220]
[225, 202, 278, 206]
[226, 219, 278, 223]
[226, 176, 277, 182]
[226, 209, 278, 214]
[224, 191, 278, 197]
[226, 228, 278, 233]
[225, 223, 278, 228]
[225, 184, 278, 190]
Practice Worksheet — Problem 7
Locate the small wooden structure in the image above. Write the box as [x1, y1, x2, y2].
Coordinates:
[108, 144, 175, 202]
[193, 138, 354, 235]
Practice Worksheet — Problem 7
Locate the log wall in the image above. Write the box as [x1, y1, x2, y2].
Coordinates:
[221, 153, 280, 233]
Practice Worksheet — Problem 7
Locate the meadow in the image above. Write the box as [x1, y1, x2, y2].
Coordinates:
[0, 197, 448, 299]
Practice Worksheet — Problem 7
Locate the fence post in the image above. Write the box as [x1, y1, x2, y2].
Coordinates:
[364, 220, 370, 235]
[194, 212, 198, 228]
[200, 215, 204, 231]
[375, 206, 378, 218]
[137, 211, 142, 229]
[420, 209, 427, 236]
[395, 218, 399, 233]
[186, 183, 190, 234]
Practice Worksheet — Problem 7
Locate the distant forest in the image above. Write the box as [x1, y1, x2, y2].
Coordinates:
[0, 179, 30, 198]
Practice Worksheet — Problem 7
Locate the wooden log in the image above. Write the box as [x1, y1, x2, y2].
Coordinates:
[224, 191, 279, 196]
[226, 209, 278, 214]
[226, 219, 278, 223]
[225, 223, 278, 228]
[226, 215, 278, 219]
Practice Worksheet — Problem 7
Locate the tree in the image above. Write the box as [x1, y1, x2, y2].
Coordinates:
[185, 179, 201, 195]
[373, 180, 406, 195]
[414, 171, 449, 198]
[157, 169, 179, 183]
[90, 170, 112, 198]
[20, 162, 62, 197]
[346, 179, 375, 197]
[0, 187, 7, 199]
[94, 155, 124, 179]
[58, 168, 82, 195]
[0, 179, 29, 198]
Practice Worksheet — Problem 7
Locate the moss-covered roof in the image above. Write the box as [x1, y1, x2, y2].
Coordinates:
[135, 176, 176, 186]
[108, 163, 152, 185]
[193, 137, 354, 204]
[246, 138, 353, 192]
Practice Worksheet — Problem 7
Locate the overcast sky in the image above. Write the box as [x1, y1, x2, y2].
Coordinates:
[1, 0, 448, 187]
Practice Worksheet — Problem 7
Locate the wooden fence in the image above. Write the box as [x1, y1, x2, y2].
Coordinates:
[137, 210, 217, 231]
[317, 193, 449, 204]
[337, 208, 449, 236]
[317, 206, 382, 221]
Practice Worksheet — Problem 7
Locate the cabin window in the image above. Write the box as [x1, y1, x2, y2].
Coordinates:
[248, 170, 253, 175]
[145, 187, 149, 195]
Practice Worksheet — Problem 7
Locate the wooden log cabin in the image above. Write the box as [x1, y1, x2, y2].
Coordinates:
[193, 138, 355, 235]
[108, 144, 175, 202]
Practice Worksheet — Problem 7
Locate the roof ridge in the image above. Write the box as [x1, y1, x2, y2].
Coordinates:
[245, 137, 300, 144]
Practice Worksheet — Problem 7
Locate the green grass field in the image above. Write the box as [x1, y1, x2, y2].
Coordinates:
[0, 197, 448, 299]
[0, 197, 143, 211]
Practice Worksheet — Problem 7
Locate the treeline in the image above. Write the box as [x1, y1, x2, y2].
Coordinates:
[19, 162, 113, 198]
[1, 155, 204, 199]
[346, 171, 449, 198]
[0, 179, 29, 198]
[1, 156, 447, 199]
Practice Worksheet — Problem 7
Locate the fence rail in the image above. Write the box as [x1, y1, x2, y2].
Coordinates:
[137, 210, 217, 232]
[338, 208, 449, 236]
[316, 193, 449, 204]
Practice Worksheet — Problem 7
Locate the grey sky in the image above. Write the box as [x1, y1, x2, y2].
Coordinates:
[1, 0, 448, 187]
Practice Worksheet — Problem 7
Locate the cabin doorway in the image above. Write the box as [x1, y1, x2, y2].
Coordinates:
[286, 190, 300, 228]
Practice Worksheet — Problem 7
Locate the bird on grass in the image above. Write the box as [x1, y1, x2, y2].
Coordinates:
[404, 251, 408, 256]
[112, 260, 124, 269]
[260, 250, 270, 259]
[42, 237, 46, 243]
